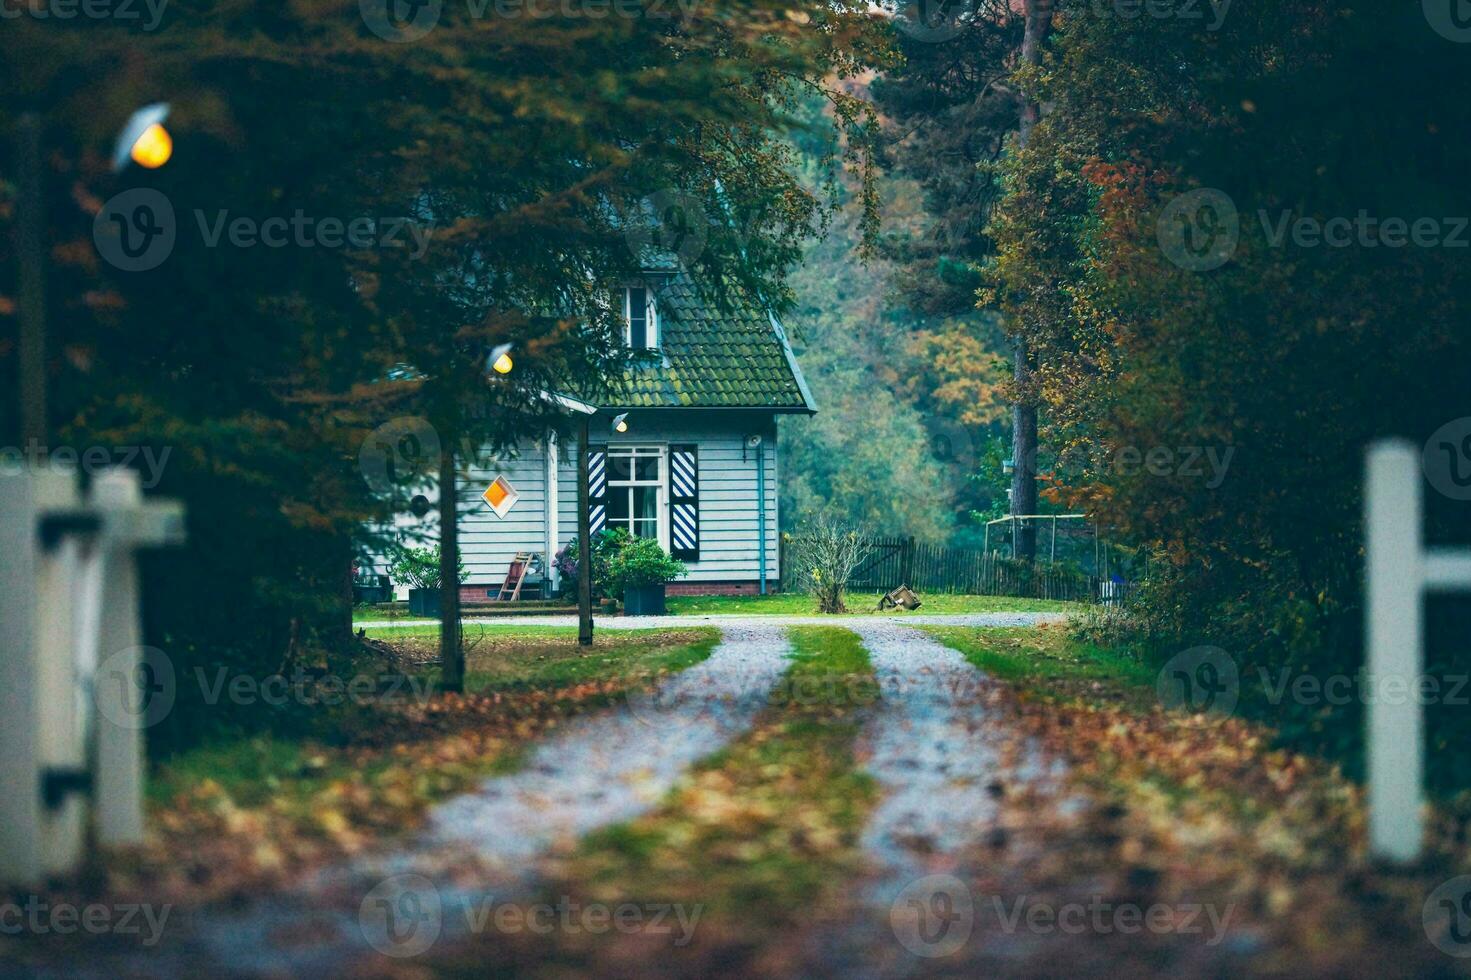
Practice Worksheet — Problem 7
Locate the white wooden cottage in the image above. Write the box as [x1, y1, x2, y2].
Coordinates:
[379, 265, 815, 601]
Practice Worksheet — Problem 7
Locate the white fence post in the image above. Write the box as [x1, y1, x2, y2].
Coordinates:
[93, 468, 147, 845]
[0, 466, 88, 882]
[0, 464, 184, 887]
[1364, 438, 1471, 863]
[1364, 440, 1424, 863]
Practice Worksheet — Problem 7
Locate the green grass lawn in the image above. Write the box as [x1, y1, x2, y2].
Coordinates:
[665, 591, 1078, 616]
[356, 592, 1076, 622]
[921, 624, 1158, 709]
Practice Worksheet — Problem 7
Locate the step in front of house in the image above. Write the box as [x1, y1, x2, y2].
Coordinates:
[460, 603, 580, 616]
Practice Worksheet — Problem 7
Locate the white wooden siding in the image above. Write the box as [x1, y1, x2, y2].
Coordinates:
[552, 417, 779, 585]
[366, 417, 782, 591]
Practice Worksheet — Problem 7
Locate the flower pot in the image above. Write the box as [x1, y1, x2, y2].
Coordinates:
[408, 588, 441, 617]
[622, 583, 667, 616]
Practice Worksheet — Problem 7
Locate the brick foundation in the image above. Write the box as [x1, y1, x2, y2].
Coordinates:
[459, 581, 779, 600]
[666, 581, 781, 597]
[459, 584, 546, 602]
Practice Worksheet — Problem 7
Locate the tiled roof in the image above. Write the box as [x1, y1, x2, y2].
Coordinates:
[605, 268, 814, 411]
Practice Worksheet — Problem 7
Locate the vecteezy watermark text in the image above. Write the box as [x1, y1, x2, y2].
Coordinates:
[93, 188, 434, 272]
[1159, 189, 1471, 270]
[888, 874, 1236, 958]
[1157, 645, 1471, 721]
[1109, 444, 1234, 489]
[0, 441, 171, 488]
[359, 874, 703, 958]
[0, 0, 168, 30]
[93, 645, 437, 732]
[0, 898, 173, 948]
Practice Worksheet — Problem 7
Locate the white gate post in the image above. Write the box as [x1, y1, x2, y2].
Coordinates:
[93, 468, 146, 845]
[0, 466, 89, 884]
[1363, 438, 1471, 863]
[1365, 440, 1424, 863]
[0, 467, 49, 885]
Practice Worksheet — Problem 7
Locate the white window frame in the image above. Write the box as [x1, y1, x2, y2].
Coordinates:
[622, 285, 659, 351]
[604, 444, 668, 550]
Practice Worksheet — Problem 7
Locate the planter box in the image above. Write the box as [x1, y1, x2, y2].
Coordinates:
[622, 583, 667, 616]
[408, 588, 441, 617]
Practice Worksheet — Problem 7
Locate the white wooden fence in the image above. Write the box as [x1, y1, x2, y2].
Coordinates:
[0, 464, 184, 885]
[1365, 439, 1471, 863]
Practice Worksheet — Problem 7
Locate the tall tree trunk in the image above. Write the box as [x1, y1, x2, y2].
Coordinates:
[438, 441, 464, 690]
[577, 415, 593, 646]
[1009, 0, 1053, 561]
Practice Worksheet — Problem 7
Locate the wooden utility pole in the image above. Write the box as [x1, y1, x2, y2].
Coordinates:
[16, 113, 47, 448]
[438, 440, 464, 691]
[577, 415, 593, 645]
[1009, 0, 1053, 561]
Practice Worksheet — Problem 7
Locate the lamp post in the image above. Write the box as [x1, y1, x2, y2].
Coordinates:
[16, 114, 45, 449]
[13, 104, 173, 449]
[577, 414, 593, 646]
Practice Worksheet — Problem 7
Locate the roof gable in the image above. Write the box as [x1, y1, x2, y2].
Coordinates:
[609, 268, 814, 411]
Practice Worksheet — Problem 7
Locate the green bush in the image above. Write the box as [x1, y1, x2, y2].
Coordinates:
[605, 537, 687, 595]
[557, 528, 632, 598]
[387, 545, 468, 590]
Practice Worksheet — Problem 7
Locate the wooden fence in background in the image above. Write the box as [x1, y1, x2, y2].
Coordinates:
[781, 535, 1101, 603]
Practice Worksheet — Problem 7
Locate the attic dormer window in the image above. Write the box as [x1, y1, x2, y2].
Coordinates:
[623, 286, 658, 351]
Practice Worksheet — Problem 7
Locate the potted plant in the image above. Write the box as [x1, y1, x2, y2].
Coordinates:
[554, 528, 630, 599]
[605, 537, 686, 616]
[388, 544, 468, 616]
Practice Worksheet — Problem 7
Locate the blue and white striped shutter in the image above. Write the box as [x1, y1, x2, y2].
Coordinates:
[669, 444, 700, 561]
[588, 445, 608, 536]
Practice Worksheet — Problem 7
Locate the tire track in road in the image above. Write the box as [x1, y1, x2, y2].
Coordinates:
[807, 623, 1066, 978]
[15, 626, 793, 979]
[424, 624, 793, 872]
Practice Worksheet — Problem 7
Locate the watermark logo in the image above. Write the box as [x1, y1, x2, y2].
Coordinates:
[94, 188, 176, 273]
[1424, 876, 1471, 957]
[890, 874, 974, 958]
[360, 873, 442, 958]
[1157, 188, 1239, 272]
[360, 0, 442, 41]
[360, 416, 441, 494]
[1160, 190, 1470, 271]
[95, 645, 176, 732]
[1424, 0, 1471, 42]
[928, 418, 984, 474]
[1423, 417, 1471, 501]
[888, 0, 966, 43]
[624, 189, 709, 267]
[94, 646, 434, 729]
[94, 194, 434, 271]
[358, 875, 703, 957]
[1157, 645, 1239, 717]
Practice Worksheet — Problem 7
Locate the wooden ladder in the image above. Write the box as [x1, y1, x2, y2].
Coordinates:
[496, 552, 534, 601]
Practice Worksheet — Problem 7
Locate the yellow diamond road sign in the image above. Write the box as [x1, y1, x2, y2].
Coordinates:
[482, 476, 519, 518]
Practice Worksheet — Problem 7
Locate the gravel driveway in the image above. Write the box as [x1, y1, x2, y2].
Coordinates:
[356, 612, 1067, 631]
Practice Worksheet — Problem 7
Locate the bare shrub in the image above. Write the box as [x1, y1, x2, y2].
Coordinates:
[788, 518, 872, 614]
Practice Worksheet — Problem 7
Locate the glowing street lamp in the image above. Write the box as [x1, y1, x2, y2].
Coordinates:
[611, 412, 629, 434]
[111, 103, 173, 173]
[488, 342, 514, 375]
[18, 102, 175, 446]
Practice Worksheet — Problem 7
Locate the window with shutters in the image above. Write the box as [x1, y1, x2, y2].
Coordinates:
[622, 286, 659, 351]
[605, 445, 666, 548]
